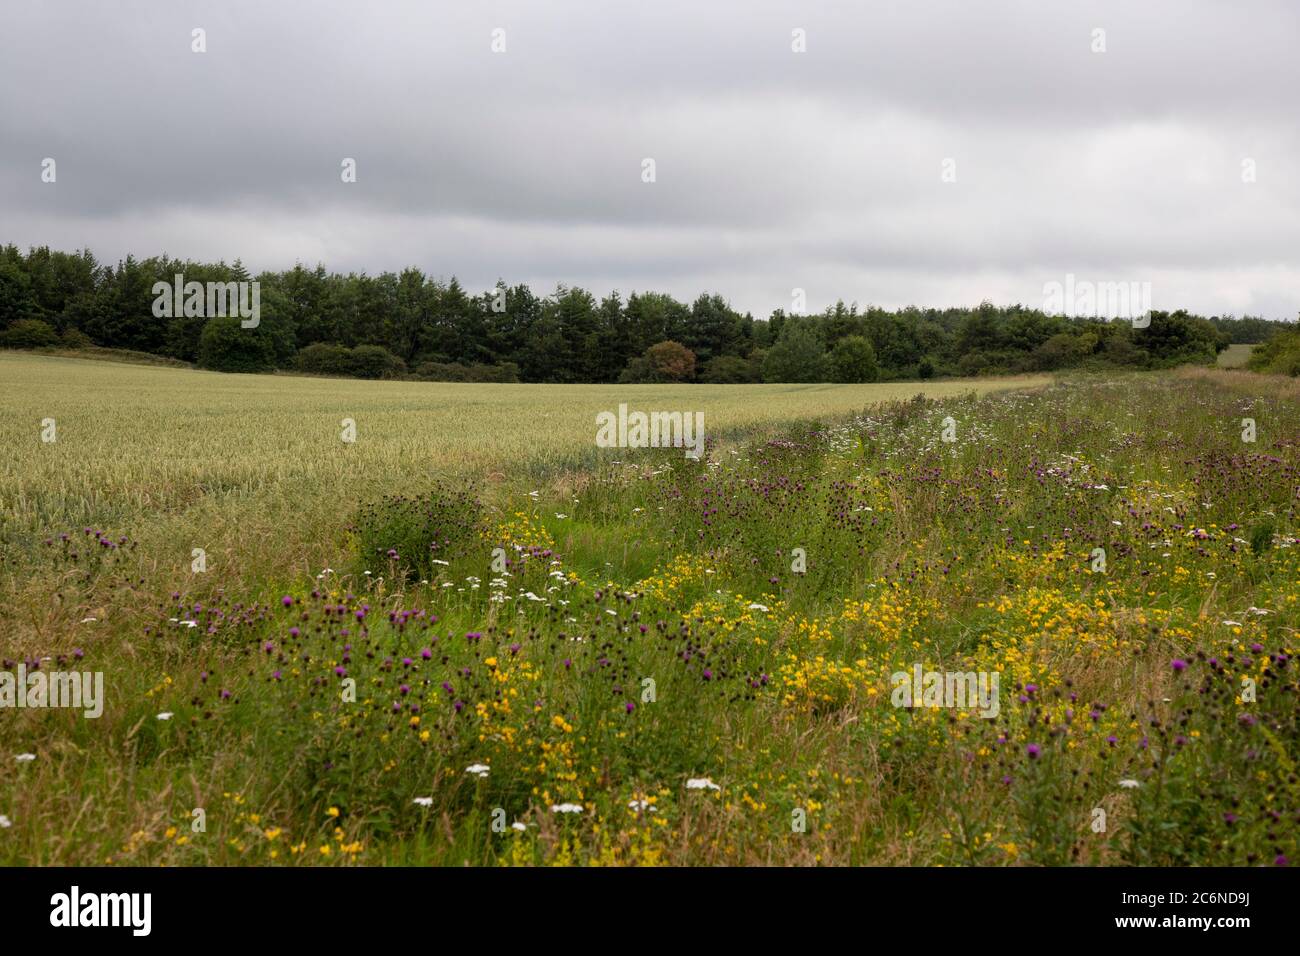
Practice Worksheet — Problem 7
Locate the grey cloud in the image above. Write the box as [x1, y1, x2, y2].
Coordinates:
[1, 0, 1297, 318]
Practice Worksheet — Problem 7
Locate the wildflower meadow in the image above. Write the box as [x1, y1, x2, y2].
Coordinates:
[1, 356, 1295, 867]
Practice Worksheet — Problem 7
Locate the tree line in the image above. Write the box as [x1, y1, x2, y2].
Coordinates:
[1, 244, 1292, 382]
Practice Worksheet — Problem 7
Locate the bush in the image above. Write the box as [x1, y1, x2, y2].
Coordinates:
[1033, 332, 1089, 370]
[829, 335, 879, 383]
[351, 485, 483, 582]
[620, 341, 696, 383]
[0, 318, 60, 349]
[917, 357, 935, 380]
[296, 343, 407, 379]
[1246, 330, 1300, 376]
[957, 349, 1023, 377]
[60, 327, 94, 349]
[645, 341, 696, 381]
[415, 361, 520, 383]
[700, 354, 761, 384]
[196, 316, 277, 373]
[295, 343, 356, 376]
[762, 322, 828, 383]
[349, 345, 405, 379]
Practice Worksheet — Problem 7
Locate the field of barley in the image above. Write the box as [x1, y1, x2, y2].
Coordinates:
[0, 352, 1296, 866]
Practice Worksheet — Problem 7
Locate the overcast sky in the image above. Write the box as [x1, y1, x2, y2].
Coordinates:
[2, 0, 1297, 319]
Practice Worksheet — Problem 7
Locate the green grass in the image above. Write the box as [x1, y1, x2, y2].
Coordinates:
[1, 355, 1296, 867]
[1217, 343, 1255, 368]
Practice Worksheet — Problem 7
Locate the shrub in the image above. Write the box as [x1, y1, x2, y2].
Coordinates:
[415, 361, 520, 383]
[1247, 329, 1300, 377]
[60, 327, 94, 349]
[645, 341, 696, 382]
[762, 323, 827, 383]
[295, 343, 356, 376]
[197, 316, 277, 372]
[700, 354, 761, 384]
[1033, 332, 1089, 370]
[349, 345, 405, 379]
[829, 335, 879, 383]
[620, 341, 696, 383]
[0, 318, 60, 349]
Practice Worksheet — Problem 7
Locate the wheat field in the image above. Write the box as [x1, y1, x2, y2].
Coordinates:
[0, 352, 1048, 590]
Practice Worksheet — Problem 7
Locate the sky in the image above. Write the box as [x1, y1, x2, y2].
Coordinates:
[2, 0, 1297, 319]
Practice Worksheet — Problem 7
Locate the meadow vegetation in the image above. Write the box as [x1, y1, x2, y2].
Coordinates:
[0, 353, 1296, 866]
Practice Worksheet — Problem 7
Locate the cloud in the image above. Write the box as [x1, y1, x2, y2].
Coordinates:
[1, 0, 1297, 318]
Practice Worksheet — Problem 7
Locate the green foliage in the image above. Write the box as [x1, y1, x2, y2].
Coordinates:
[762, 321, 828, 382]
[350, 486, 484, 583]
[1, 243, 1292, 382]
[349, 345, 405, 379]
[620, 340, 697, 383]
[196, 316, 277, 372]
[700, 353, 761, 383]
[295, 342, 356, 376]
[0, 318, 60, 349]
[414, 361, 520, 382]
[1247, 329, 1300, 376]
[59, 326, 93, 349]
[829, 335, 878, 383]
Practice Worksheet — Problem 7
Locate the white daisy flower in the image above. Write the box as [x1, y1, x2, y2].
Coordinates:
[550, 803, 584, 814]
[686, 777, 721, 791]
[1118, 779, 1140, 789]
[0, 815, 10, 828]
[15, 754, 36, 763]
[465, 763, 491, 777]
[156, 713, 174, 720]
[413, 797, 433, 807]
